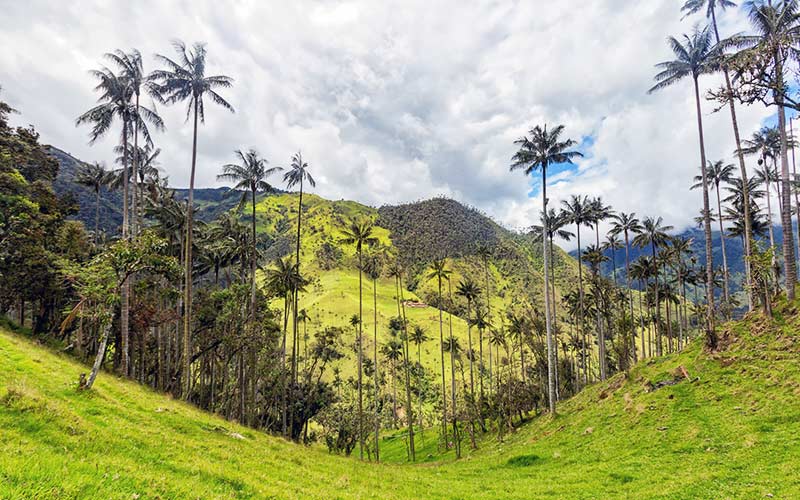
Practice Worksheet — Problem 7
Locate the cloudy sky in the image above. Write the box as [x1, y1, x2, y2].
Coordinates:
[0, 1, 778, 247]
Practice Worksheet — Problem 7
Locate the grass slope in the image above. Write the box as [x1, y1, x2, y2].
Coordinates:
[255, 192, 580, 380]
[2, 303, 799, 499]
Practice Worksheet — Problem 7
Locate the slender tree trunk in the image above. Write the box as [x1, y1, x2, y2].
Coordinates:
[398, 277, 415, 461]
[120, 119, 130, 377]
[447, 279, 459, 458]
[576, 227, 587, 386]
[437, 277, 447, 448]
[132, 93, 140, 236]
[715, 182, 730, 314]
[790, 118, 800, 265]
[373, 277, 380, 462]
[181, 100, 200, 400]
[357, 250, 365, 460]
[693, 76, 716, 348]
[541, 165, 555, 415]
[624, 231, 637, 364]
[775, 50, 797, 300]
[85, 322, 112, 390]
[293, 182, 304, 384]
[94, 189, 101, 244]
[710, 3, 754, 312]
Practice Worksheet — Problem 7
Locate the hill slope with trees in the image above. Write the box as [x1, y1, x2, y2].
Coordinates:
[1, 301, 797, 498]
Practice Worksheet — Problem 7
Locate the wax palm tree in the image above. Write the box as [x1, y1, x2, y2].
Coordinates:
[649, 25, 718, 347]
[284, 152, 316, 389]
[339, 219, 378, 459]
[629, 257, 652, 359]
[471, 307, 491, 404]
[264, 257, 301, 436]
[633, 217, 674, 356]
[510, 124, 582, 414]
[426, 258, 451, 445]
[381, 337, 404, 428]
[582, 245, 609, 379]
[75, 162, 113, 242]
[152, 41, 234, 399]
[682, 0, 755, 310]
[602, 233, 622, 283]
[737, 0, 800, 299]
[610, 212, 643, 364]
[560, 194, 592, 383]
[218, 149, 282, 324]
[455, 278, 481, 403]
[362, 252, 383, 461]
[742, 127, 780, 253]
[410, 324, 429, 432]
[692, 160, 735, 309]
[105, 48, 163, 235]
[76, 64, 160, 377]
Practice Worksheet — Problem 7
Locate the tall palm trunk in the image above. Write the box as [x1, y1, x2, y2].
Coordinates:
[790, 118, 800, 262]
[764, 166, 777, 252]
[398, 277, 415, 461]
[466, 297, 475, 403]
[714, 181, 730, 314]
[775, 49, 797, 300]
[540, 166, 555, 414]
[447, 279, 459, 458]
[132, 93, 140, 236]
[651, 242, 662, 357]
[575, 226, 587, 385]
[357, 249, 365, 460]
[293, 181, 304, 384]
[373, 277, 380, 462]
[624, 230, 636, 364]
[710, 3, 754, 312]
[693, 75, 716, 348]
[549, 236, 560, 400]
[94, 188, 101, 244]
[121, 119, 130, 377]
[182, 99, 199, 401]
[437, 277, 447, 448]
[482, 256, 490, 403]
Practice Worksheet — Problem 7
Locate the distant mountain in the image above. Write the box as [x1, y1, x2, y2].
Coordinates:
[50, 146, 242, 235]
[570, 224, 797, 293]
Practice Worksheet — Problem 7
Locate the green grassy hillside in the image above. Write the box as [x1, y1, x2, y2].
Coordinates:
[2, 303, 798, 499]
[253, 192, 580, 380]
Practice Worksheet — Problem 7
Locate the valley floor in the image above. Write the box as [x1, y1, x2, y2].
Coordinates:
[1, 308, 799, 499]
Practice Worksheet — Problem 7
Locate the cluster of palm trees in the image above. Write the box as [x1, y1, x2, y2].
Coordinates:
[651, 0, 800, 329]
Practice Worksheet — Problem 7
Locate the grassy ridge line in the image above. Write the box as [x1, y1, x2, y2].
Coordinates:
[3, 302, 800, 499]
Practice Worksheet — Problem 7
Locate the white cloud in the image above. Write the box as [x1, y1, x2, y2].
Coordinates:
[0, 0, 776, 249]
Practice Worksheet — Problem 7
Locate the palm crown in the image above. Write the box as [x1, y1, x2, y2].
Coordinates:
[152, 41, 235, 121]
[218, 149, 282, 207]
[510, 124, 583, 177]
[649, 24, 719, 93]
